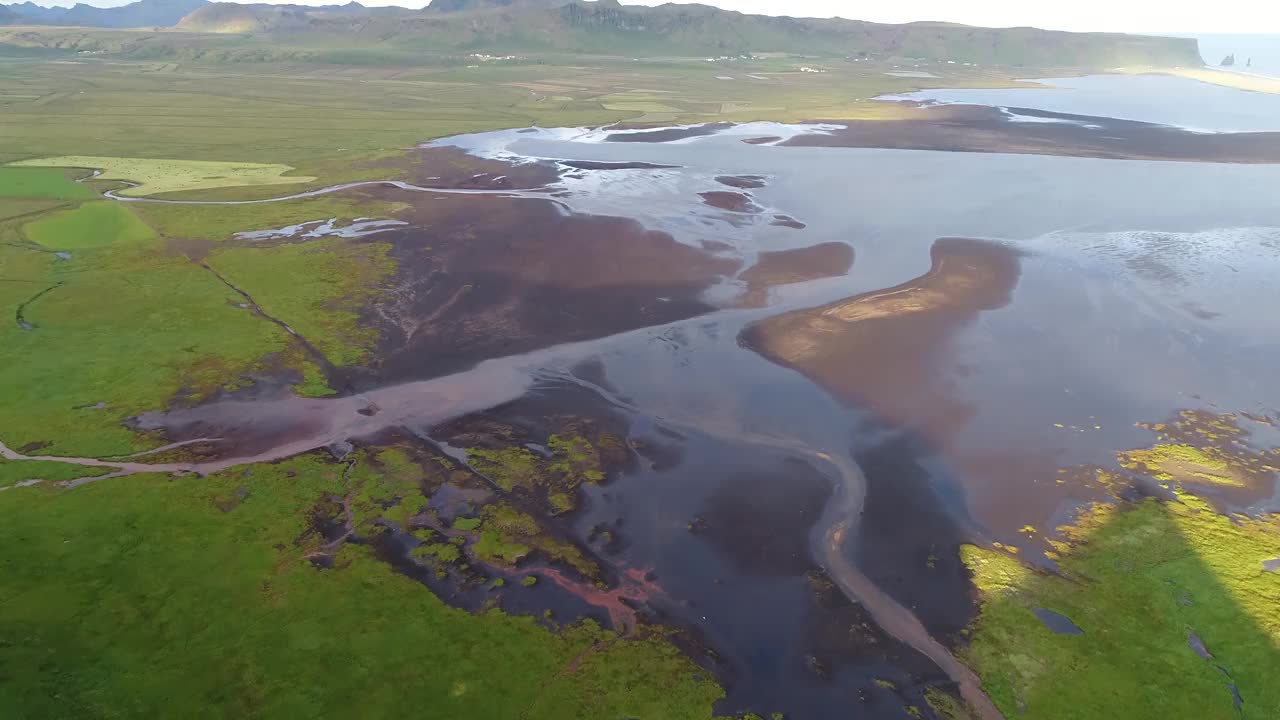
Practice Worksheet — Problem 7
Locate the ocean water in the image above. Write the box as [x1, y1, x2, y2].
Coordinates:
[1175, 33, 1280, 76]
[877, 72, 1280, 132]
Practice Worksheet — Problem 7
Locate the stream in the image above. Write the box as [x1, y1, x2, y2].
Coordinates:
[29, 112, 1280, 716]
[0, 301, 1002, 717]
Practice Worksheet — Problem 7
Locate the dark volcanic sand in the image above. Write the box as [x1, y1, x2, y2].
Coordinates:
[853, 429, 983, 640]
[557, 160, 681, 171]
[738, 242, 854, 308]
[606, 122, 734, 143]
[401, 145, 562, 189]
[716, 175, 768, 190]
[699, 191, 764, 214]
[784, 104, 1280, 163]
[741, 238, 1022, 440]
[358, 188, 740, 384]
[771, 214, 807, 230]
[695, 459, 832, 576]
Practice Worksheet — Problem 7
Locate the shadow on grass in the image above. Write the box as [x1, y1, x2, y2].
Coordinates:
[961, 493, 1280, 720]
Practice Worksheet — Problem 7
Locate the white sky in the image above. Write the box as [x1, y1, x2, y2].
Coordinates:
[14, 0, 1280, 34]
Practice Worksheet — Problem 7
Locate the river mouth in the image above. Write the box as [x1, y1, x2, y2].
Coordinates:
[29, 78, 1280, 718]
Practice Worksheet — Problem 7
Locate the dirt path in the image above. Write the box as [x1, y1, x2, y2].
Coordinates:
[0, 355, 537, 483]
[103, 179, 565, 206]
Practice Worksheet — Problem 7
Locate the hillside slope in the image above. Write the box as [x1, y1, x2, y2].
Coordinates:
[2, 0, 209, 28]
[3, 0, 1202, 69]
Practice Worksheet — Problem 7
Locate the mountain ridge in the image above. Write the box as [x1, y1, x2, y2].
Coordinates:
[1, 0, 209, 27]
[1, 0, 1203, 69]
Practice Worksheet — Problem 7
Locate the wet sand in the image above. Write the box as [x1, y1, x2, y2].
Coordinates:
[738, 242, 854, 308]
[741, 238, 1021, 439]
[784, 104, 1280, 163]
[770, 215, 807, 230]
[699, 191, 764, 214]
[400, 145, 562, 189]
[716, 175, 768, 190]
[557, 160, 681, 171]
[362, 188, 740, 384]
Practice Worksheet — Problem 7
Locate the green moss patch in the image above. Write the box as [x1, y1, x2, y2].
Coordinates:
[466, 429, 621, 514]
[472, 504, 597, 578]
[1119, 411, 1280, 489]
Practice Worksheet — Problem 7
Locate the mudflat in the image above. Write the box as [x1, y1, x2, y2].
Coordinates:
[785, 103, 1280, 163]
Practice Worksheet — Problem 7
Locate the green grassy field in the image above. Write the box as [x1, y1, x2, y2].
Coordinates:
[0, 454, 723, 720]
[23, 200, 156, 249]
[207, 237, 395, 369]
[0, 166, 96, 199]
[0, 54, 1012, 197]
[0, 458, 110, 488]
[0, 192, 404, 454]
[962, 419, 1280, 720]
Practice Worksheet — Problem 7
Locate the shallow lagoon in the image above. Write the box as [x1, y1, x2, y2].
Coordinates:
[406, 76, 1280, 715]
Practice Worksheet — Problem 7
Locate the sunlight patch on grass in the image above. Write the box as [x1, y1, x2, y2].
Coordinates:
[10, 156, 315, 197]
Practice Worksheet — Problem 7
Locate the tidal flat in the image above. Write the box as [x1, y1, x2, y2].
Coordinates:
[3, 71, 1279, 719]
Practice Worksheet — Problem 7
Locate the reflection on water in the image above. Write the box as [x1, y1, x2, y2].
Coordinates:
[421, 106, 1280, 714]
[78, 89, 1280, 717]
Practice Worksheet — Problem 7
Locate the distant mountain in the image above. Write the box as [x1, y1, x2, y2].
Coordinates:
[175, 3, 306, 33]
[175, 0, 412, 32]
[3, 0, 1203, 70]
[426, 0, 571, 11]
[181, 1, 1201, 68]
[1, 0, 209, 27]
[3, 1, 69, 24]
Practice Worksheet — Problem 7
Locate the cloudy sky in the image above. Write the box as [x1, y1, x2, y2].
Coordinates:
[13, 0, 1280, 34]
